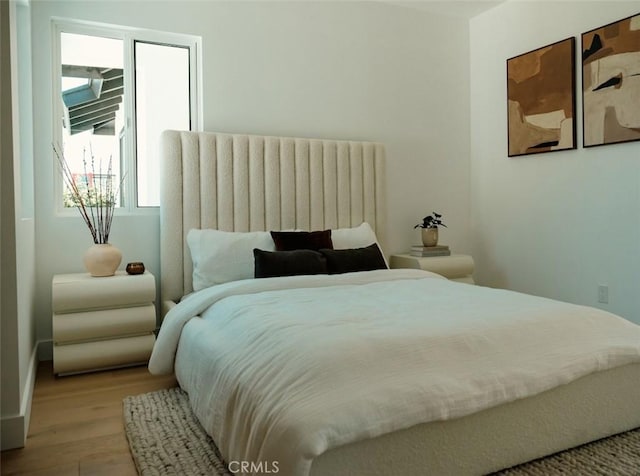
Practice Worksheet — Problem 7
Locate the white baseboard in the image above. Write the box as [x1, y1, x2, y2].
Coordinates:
[0, 416, 25, 451]
[21, 339, 39, 437]
[0, 340, 41, 450]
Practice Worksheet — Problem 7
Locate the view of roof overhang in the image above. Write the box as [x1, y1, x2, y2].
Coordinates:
[62, 65, 124, 136]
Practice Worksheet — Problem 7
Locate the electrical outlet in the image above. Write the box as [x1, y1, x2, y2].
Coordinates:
[598, 285, 609, 304]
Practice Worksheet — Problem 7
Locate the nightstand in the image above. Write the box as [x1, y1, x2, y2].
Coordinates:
[390, 254, 475, 284]
[52, 271, 156, 375]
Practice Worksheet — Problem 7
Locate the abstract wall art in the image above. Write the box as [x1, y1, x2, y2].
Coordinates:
[582, 13, 640, 148]
[507, 37, 576, 157]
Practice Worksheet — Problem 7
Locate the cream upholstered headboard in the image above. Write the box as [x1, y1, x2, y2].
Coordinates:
[160, 130, 386, 312]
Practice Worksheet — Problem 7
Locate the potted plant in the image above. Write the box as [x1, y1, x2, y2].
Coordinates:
[414, 212, 446, 247]
[53, 144, 125, 276]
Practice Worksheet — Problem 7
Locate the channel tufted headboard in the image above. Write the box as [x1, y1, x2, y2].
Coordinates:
[160, 130, 386, 314]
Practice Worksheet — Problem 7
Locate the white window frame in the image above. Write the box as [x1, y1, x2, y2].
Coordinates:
[52, 18, 202, 215]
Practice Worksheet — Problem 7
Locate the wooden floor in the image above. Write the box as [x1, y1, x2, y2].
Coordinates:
[1, 361, 177, 475]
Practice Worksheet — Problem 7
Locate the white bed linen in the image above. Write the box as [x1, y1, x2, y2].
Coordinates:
[149, 269, 640, 476]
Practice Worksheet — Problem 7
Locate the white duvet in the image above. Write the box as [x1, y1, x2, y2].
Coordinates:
[149, 269, 640, 476]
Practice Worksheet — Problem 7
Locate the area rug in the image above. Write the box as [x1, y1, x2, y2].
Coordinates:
[124, 387, 640, 476]
[124, 387, 231, 476]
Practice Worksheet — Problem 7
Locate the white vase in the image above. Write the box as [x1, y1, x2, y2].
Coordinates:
[83, 243, 123, 277]
[421, 228, 439, 247]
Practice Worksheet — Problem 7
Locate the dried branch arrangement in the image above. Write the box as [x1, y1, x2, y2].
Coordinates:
[52, 144, 125, 244]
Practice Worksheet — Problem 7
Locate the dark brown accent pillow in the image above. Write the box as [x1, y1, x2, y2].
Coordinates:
[319, 243, 388, 275]
[270, 230, 333, 251]
[253, 249, 328, 278]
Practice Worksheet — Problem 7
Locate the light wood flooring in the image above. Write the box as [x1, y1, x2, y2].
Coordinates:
[1, 361, 177, 475]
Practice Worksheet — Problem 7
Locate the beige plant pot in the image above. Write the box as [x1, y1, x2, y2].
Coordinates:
[421, 228, 439, 247]
[83, 243, 123, 277]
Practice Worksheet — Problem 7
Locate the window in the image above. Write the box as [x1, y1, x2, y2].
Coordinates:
[134, 41, 191, 207]
[54, 20, 200, 211]
[59, 32, 125, 207]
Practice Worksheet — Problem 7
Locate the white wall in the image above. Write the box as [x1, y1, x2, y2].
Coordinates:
[1, 0, 21, 447]
[30, 1, 471, 352]
[470, 1, 640, 323]
[1, 0, 37, 450]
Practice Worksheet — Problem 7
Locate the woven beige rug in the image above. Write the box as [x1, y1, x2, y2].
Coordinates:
[124, 387, 640, 476]
[124, 387, 231, 476]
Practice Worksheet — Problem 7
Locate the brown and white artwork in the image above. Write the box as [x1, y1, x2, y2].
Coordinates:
[582, 13, 640, 147]
[507, 37, 576, 157]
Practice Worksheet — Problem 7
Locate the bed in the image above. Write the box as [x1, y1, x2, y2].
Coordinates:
[149, 130, 640, 476]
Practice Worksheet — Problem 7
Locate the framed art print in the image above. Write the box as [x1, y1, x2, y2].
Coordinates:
[582, 13, 640, 148]
[507, 37, 576, 157]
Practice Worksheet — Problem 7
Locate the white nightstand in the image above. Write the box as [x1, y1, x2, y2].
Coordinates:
[52, 271, 157, 375]
[390, 254, 475, 284]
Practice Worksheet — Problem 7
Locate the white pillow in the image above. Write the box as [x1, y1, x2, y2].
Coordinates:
[331, 222, 380, 249]
[331, 222, 388, 267]
[187, 229, 275, 291]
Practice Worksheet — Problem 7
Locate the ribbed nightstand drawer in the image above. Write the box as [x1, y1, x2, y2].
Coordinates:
[53, 304, 156, 344]
[53, 334, 155, 375]
[390, 254, 475, 283]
